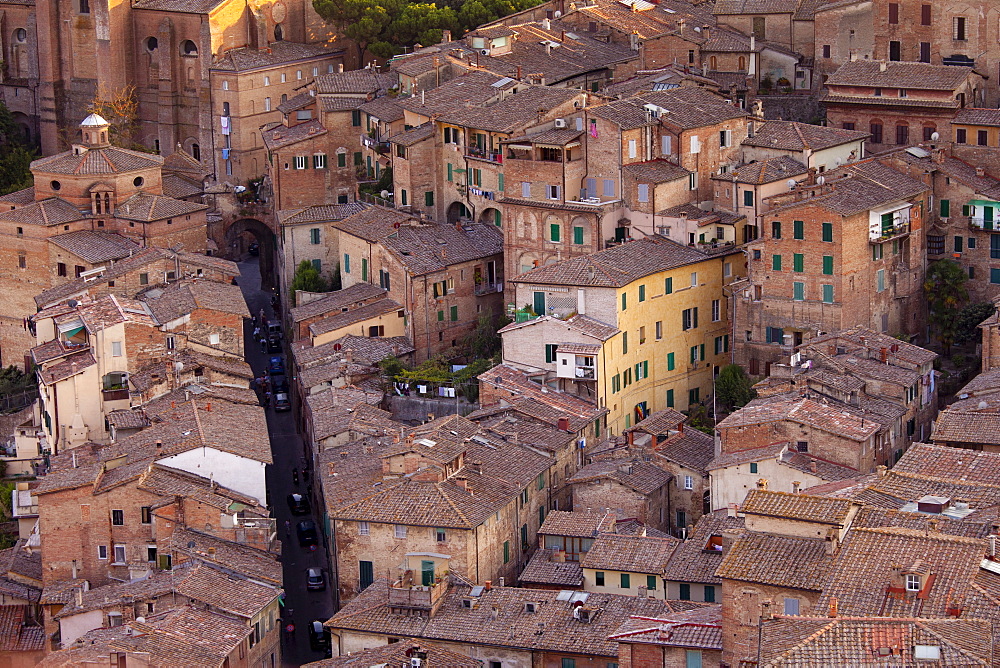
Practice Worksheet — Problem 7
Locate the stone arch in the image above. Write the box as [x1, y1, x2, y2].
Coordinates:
[224, 218, 276, 290]
[446, 200, 470, 224]
[479, 206, 501, 228]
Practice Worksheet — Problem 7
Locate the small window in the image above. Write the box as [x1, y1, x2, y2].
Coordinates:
[111, 341, 123, 357]
[98, 545, 108, 560]
[683, 475, 694, 490]
[783, 597, 800, 615]
[620, 573, 631, 588]
[111, 509, 124, 526]
[394, 525, 407, 538]
[113, 544, 126, 564]
[906, 574, 921, 591]
[141, 507, 152, 524]
[750, 462, 758, 474]
[358, 521, 370, 535]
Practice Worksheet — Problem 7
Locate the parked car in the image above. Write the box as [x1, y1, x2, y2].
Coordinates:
[268, 356, 285, 374]
[267, 322, 282, 339]
[308, 620, 330, 652]
[273, 392, 291, 412]
[266, 336, 282, 353]
[296, 520, 318, 550]
[306, 567, 325, 591]
[271, 373, 289, 393]
[287, 493, 310, 515]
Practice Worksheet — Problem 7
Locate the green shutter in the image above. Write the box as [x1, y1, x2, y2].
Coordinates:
[772, 254, 782, 271]
[666, 389, 674, 407]
[667, 352, 675, 370]
[793, 220, 804, 239]
[793, 281, 804, 301]
[699, 344, 705, 360]
[941, 199, 951, 217]
[437, 310, 444, 321]
[550, 223, 560, 242]
[573, 226, 584, 245]
[665, 277, 673, 293]
[498, 174, 505, 192]
[494, 209, 502, 227]
[343, 254, 350, 273]
[447, 163, 453, 182]
[793, 253, 804, 272]
[337, 153, 346, 167]
[822, 222, 833, 242]
[643, 360, 648, 377]
[620, 573, 630, 588]
[823, 284, 834, 303]
[503, 541, 510, 563]
[425, 191, 434, 206]
[354, 151, 362, 166]
[822, 255, 833, 274]
[639, 285, 646, 301]
[621, 293, 627, 311]
[361, 258, 368, 282]
[450, 305, 458, 321]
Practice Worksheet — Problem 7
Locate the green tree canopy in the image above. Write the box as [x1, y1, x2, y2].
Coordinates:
[0, 101, 35, 196]
[289, 260, 330, 305]
[924, 259, 969, 355]
[314, 0, 540, 61]
[716, 364, 756, 411]
[956, 301, 996, 344]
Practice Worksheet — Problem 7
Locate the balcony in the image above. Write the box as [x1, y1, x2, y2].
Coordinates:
[574, 366, 596, 380]
[389, 576, 448, 611]
[869, 222, 909, 242]
[102, 387, 130, 402]
[969, 216, 997, 230]
[474, 280, 503, 296]
[466, 146, 503, 164]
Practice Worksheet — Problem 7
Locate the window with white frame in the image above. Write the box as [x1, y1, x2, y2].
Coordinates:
[280, 72, 286, 83]
[294, 155, 307, 170]
[264, 75, 270, 86]
[111, 341, 123, 357]
[208, 333, 220, 345]
[712, 299, 720, 322]
[637, 183, 649, 202]
[691, 272, 698, 287]
[683, 475, 694, 490]
[98, 545, 108, 560]
[112, 544, 126, 564]
[628, 139, 637, 158]
[394, 524, 407, 538]
[661, 135, 672, 155]
[906, 574, 921, 591]
[264, 97, 271, 111]
[297, 69, 303, 80]
[547, 184, 560, 200]
[521, 182, 531, 198]
[358, 521, 370, 535]
[314, 153, 327, 169]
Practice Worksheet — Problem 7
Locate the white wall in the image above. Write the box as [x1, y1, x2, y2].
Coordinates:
[59, 610, 104, 647]
[157, 448, 267, 504]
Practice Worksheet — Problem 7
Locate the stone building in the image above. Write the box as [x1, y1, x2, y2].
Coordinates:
[568, 460, 672, 533]
[732, 160, 928, 371]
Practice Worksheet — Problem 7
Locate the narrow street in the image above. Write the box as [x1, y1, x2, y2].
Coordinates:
[236, 256, 335, 666]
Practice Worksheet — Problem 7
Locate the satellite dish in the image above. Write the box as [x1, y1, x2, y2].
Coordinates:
[834, 157, 842, 166]
[787, 179, 797, 191]
[67, 300, 79, 308]
[380, 190, 389, 199]
[931, 132, 940, 141]
[816, 176, 825, 185]
[980, 400, 990, 410]
[174, 362, 184, 372]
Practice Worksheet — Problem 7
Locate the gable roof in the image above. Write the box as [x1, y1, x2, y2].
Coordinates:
[740, 489, 855, 525]
[825, 60, 975, 91]
[568, 459, 673, 495]
[580, 533, 680, 573]
[743, 121, 870, 151]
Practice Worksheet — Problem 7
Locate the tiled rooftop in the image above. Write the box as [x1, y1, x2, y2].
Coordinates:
[520, 548, 585, 587]
[826, 60, 975, 91]
[663, 511, 745, 585]
[568, 459, 673, 495]
[715, 531, 832, 590]
[579, 533, 680, 574]
[740, 489, 855, 525]
[743, 120, 870, 152]
[539, 510, 617, 538]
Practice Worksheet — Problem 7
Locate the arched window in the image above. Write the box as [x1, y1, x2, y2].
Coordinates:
[104, 193, 111, 213]
[180, 40, 198, 56]
[14, 28, 26, 42]
[192, 143, 200, 161]
[738, 56, 746, 70]
[274, 24, 283, 41]
[145, 36, 158, 51]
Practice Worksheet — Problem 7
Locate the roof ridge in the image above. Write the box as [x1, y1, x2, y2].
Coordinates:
[769, 618, 840, 664]
[912, 618, 991, 665]
[437, 482, 474, 528]
[854, 526, 984, 544]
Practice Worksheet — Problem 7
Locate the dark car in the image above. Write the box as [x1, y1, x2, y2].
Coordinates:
[273, 391, 291, 412]
[306, 567, 325, 591]
[308, 620, 330, 652]
[271, 373, 289, 393]
[268, 355, 285, 374]
[296, 520, 319, 550]
[266, 336, 282, 353]
[248, 242, 259, 256]
[287, 493, 311, 515]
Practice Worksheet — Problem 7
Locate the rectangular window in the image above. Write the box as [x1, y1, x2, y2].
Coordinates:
[294, 155, 307, 170]
[646, 575, 657, 591]
[941, 199, 951, 217]
[141, 507, 152, 524]
[498, 174, 505, 192]
[603, 179, 614, 197]
[956, 236, 964, 252]
[656, 321, 663, 340]
[793, 281, 805, 301]
[503, 540, 510, 563]
[447, 163, 453, 181]
[573, 226, 584, 245]
[979, 130, 990, 147]
[877, 269, 886, 293]
[545, 344, 558, 363]
[343, 254, 350, 274]
[743, 190, 754, 207]
[793, 253, 804, 272]
[550, 223, 561, 242]
[394, 525, 407, 538]
[888, 2, 898, 23]
[822, 255, 833, 275]
[113, 544, 126, 564]
[667, 352, 675, 370]
[360, 560, 374, 589]
[315, 153, 328, 169]
[783, 597, 800, 615]
[665, 276, 673, 294]
[637, 183, 649, 203]
[639, 285, 646, 302]
[821, 222, 833, 242]
[522, 182, 531, 198]
[686, 651, 703, 668]
[562, 660, 576, 668]
[870, 122, 883, 144]
[628, 139, 636, 158]
[793, 220, 804, 239]
[921, 4, 931, 24]
[661, 135, 672, 155]
[773, 254, 782, 271]
[992, 268, 1000, 284]
[620, 573, 631, 588]
[957, 128, 967, 144]
[310, 228, 320, 245]
[425, 191, 434, 207]
[919, 42, 930, 63]
[666, 389, 674, 407]
[358, 521, 370, 535]
[704, 585, 716, 602]
[361, 257, 368, 282]
[400, 190, 407, 206]
[679, 583, 691, 600]
[822, 284, 834, 303]
[822, 44, 831, 58]
[683, 475, 694, 490]
[450, 305, 458, 321]
[595, 571, 605, 586]
[772, 220, 781, 239]
[889, 40, 901, 61]
[712, 299, 720, 322]
[955, 16, 967, 41]
[621, 293, 627, 311]
[98, 545, 108, 560]
[111, 341, 123, 357]
[682, 308, 698, 331]
[111, 509, 124, 526]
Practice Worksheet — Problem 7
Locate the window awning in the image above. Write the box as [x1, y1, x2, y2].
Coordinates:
[59, 326, 84, 338]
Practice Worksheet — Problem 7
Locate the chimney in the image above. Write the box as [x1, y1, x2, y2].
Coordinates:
[990, 535, 997, 559]
[934, 148, 946, 164]
[876, 464, 888, 478]
[338, 63, 344, 73]
[760, 599, 773, 620]
[490, 605, 499, 619]
[74, 587, 83, 607]
[441, 29, 452, 43]
[702, 25, 711, 39]
[484, 580, 492, 590]
[542, 17, 551, 29]
[517, 65, 522, 79]
[155, 440, 162, 451]
[545, 42, 552, 55]
[809, 459, 818, 474]
[208, 547, 216, 556]
[828, 596, 838, 618]
[71, 560, 78, 579]
[205, 402, 211, 412]
[879, 61, 887, 72]
[557, 417, 570, 431]
[677, 421, 684, 434]
[727, 503, 739, 518]
[560, 30, 566, 41]
[977, 167, 986, 177]
[756, 478, 768, 490]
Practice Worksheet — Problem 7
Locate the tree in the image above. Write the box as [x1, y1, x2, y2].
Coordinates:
[716, 364, 756, 411]
[924, 259, 969, 355]
[463, 308, 509, 361]
[0, 101, 35, 195]
[956, 301, 996, 344]
[87, 85, 145, 151]
[289, 260, 329, 305]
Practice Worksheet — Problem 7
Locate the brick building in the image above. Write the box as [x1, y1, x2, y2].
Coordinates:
[611, 606, 722, 668]
[333, 206, 504, 362]
[276, 203, 367, 291]
[732, 160, 928, 370]
[568, 459, 672, 532]
[579, 532, 680, 599]
[662, 509, 744, 603]
[822, 60, 984, 148]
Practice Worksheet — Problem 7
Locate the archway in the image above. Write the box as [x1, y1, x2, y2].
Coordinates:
[479, 207, 501, 228]
[446, 201, 471, 224]
[224, 218, 276, 291]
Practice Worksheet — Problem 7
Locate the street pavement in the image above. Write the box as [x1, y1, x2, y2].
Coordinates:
[236, 257, 335, 666]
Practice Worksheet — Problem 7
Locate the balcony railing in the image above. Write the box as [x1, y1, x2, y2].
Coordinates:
[969, 217, 997, 230]
[102, 388, 130, 401]
[474, 281, 503, 295]
[466, 147, 503, 163]
[870, 222, 910, 242]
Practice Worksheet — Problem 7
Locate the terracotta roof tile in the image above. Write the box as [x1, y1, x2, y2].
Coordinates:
[31, 146, 163, 175]
[49, 231, 141, 262]
[590, 87, 748, 131]
[664, 511, 745, 584]
[519, 548, 585, 587]
[261, 118, 328, 150]
[308, 298, 403, 336]
[716, 531, 832, 589]
[743, 120, 870, 151]
[826, 60, 975, 90]
[740, 489, 855, 525]
[278, 202, 367, 226]
[0, 197, 85, 227]
[955, 108, 1000, 128]
[539, 510, 617, 538]
[303, 641, 483, 667]
[724, 156, 808, 184]
[569, 459, 673, 495]
[315, 69, 395, 95]
[580, 533, 680, 573]
[609, 606, 722, 650]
